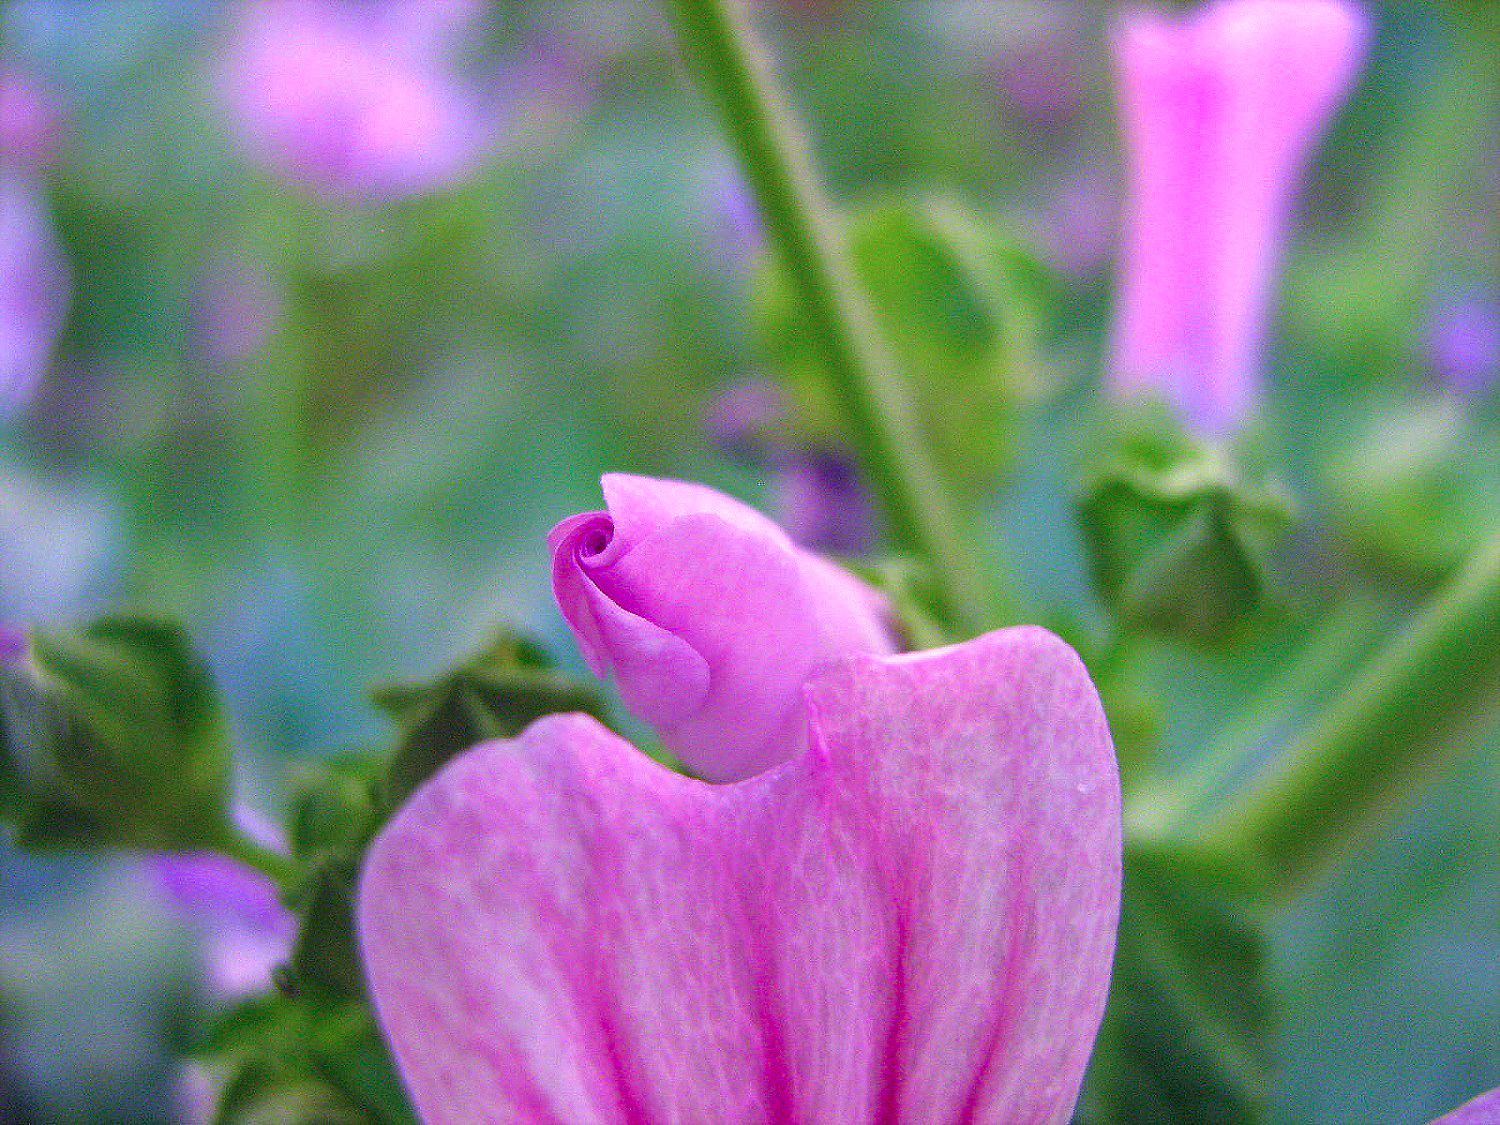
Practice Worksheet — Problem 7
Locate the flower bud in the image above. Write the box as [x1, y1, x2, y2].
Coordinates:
[549, 474, 896, 781]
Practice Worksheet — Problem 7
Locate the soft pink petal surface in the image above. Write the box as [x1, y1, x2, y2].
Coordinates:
[1431, 1088, 1500, 1125]
[549, 474, 894, 781]
[1110, 0, 1369, 435]
[360, 626, 1122, 1124]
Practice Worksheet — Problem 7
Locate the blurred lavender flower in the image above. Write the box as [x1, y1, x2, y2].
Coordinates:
[220, 0, 593, 202]
[988, 4, 1091, 134]
[1036, 162, 1118, 282]
[709, 379, 878, 556]
[1109, 0, 1369, 436]
[192, 259, 281, 367]
[700, 164, 764, 270]
[0, 68, 65, 174]
[172, 1062, 219, 1125]
[0, 623, 25, 664]
[148, 805, 295, 1002]
[769, 449, 878, 557]
[0, 174, 70, 417]
[1426, 286, 1499, 399]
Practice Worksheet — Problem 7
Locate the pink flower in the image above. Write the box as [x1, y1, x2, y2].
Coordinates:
[359, 625, 1122, 1122]
[1431, 1088, 1500, 1124]
[1109, 0, 1369, 435]
[549, 474, 895, 782]
[0, 172, 70, 415]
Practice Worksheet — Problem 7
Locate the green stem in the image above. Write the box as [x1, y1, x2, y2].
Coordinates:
[1170, 531, 1500, 898]
[220, 826, 298, 895]
[662, 0, 990, 632]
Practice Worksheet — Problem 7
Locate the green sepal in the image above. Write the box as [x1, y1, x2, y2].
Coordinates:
[371, 627, 606, 807]
[10, 615, 234, 850]
[206, 992, 414, 1125]
[1077, 841, 1273, 1124]
[754, 196, 1047, 499]
[281, 755, 385, 1000]
[1079, 405, 1293, 645]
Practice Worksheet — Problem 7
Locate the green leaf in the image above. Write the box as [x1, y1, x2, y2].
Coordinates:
[1078, 843, 1273, 1124]
[1324, 398, 1500, 578]
[207, 993, 415, 1125]
[1079, 405, 1293, 645]
[16, 615, 234, 850]
[372, 626, 605, 807]
[754, 197, 1046, 498]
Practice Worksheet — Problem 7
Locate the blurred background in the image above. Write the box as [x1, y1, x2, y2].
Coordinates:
[0, 1, 1496, 1121]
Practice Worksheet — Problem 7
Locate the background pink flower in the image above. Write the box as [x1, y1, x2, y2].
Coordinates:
[1109, 0, 1370, 435]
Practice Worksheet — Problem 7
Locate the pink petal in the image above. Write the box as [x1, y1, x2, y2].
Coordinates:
[550, 475, 894, 782]
[1110, 0, 1369, 435]
[359, 625, 1122, 1123]
[1430, 1088, 1500, 1125]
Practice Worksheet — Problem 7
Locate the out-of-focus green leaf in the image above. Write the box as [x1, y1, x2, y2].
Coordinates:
[13, 615, 234, 850]
[1325, 397, 1500, 578]
[1079, 405, 1293, 645]
[754, 197, 1047, 499]
[208, 993, 413, 1125]
[1078, 844, 1273, 1125]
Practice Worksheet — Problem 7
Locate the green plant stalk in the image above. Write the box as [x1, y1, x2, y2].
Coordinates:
[662, 0, 991, 632]
[1176, 531, 1500, 898]
[219, 824, 299, 895]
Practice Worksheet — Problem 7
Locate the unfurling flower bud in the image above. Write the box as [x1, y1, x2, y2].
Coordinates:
[1109, 0, 1369, 436]
[549, 474, 896, 781]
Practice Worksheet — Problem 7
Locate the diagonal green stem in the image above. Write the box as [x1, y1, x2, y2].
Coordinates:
[219, 824, 298, 896]
[663, 0, 990, 632]
[1142, 530, 1500, 898]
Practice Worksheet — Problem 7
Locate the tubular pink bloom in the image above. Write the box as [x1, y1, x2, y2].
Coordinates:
[1109, 0, 1370, 435]
[1430, 1088, 1500, 1125]
[549, 474, 895, 782]
[0, 172, 70, 415]
[360, 625, 1122, 1123]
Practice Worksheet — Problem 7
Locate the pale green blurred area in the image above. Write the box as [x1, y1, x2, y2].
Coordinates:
[0, 1, 1496, 1121]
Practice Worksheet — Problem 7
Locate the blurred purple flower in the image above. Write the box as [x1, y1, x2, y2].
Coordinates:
[770, 448, 879, 557]
[173, 1061, 219, 1125]
[1426, 286, 1499, 399]
[1109, 0, 1369, 436]
[701, 165, 764, 269]
[149, 804, 295, 1001]
[220, 1, 593, 202]
[0, 68, 64, 173]
[1037, 162, 1118, 282]
[709, 380, 878, 555]
[989, 7, 1091, 133]
[0, 623, 25, 664]
[193, 260, 282, 366]
[0, 172, 71, 416]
